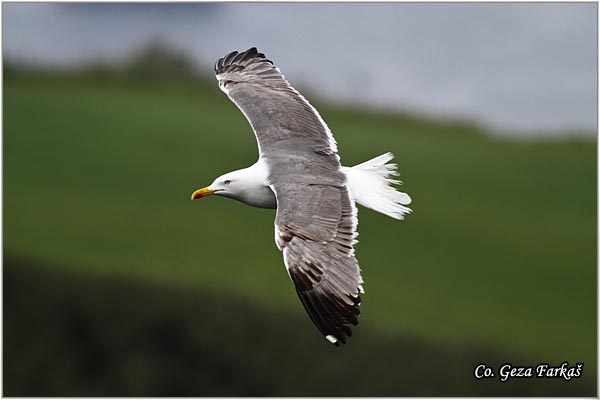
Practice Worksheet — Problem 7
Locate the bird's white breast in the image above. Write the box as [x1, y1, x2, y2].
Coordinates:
[237, 158, 277, 209]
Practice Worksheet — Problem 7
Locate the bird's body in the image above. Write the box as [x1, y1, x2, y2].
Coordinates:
[213, 154, 412, 215]
[192, 48, 412, 345]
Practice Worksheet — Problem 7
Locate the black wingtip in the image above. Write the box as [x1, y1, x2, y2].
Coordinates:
[215, 47, 272, 75]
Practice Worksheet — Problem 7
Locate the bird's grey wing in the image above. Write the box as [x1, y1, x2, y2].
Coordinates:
[216, 47, 362, 344]
[214, 47, 338, 158]
[271, 176, 363, 346]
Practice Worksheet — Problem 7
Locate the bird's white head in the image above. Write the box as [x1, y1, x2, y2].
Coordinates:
[191, 170, 245, 201]
[190, 161, 276, 208]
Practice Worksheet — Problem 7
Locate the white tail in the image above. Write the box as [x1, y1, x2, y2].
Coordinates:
[342, 152, 412, 220]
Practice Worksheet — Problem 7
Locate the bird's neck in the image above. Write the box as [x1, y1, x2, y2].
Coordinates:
[233, 159, 276, 209]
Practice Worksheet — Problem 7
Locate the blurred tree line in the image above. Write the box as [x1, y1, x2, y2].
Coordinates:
[4, 40, 206, 84]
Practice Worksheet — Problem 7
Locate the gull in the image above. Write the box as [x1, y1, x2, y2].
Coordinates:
[192, 47, 412, 345]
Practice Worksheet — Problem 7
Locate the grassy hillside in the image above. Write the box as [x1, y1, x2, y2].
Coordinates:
[4, 72, 596, 395]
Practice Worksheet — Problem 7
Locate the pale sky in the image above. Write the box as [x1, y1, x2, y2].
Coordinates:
[3, 3, 597, 136]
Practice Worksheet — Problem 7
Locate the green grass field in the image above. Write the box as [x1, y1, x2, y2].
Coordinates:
[4, 71, 596, 395]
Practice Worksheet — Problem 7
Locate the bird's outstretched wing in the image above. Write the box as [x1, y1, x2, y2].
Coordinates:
[271, 182, 363, 345]
[214, 47, 338, 158]
[215, 48, 363, 345]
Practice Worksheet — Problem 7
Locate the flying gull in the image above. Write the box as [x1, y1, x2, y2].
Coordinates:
[191, 47, 412, 345]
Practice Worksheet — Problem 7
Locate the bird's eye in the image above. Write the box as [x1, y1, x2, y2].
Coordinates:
[224, 180, 231, 185]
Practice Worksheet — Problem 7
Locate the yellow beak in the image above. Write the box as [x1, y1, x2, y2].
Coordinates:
[191, 187, 216, 200]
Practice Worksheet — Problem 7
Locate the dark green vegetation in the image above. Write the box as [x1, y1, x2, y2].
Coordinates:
[4, 69, 596, 395]
[5, 257, 594, 396]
